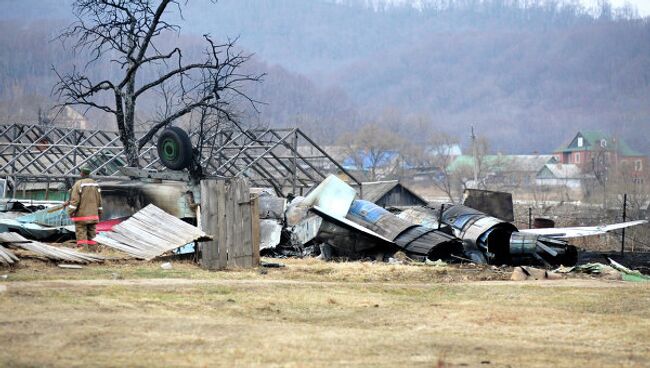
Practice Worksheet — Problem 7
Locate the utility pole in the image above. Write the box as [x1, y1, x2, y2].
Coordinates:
[621, 193, 627, 256]
[471, 126, 478, 189]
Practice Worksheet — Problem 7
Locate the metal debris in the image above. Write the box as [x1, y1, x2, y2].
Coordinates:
[302, 175, 357, 218]
[94, 204, 211, 260]
[290, 215, 322, 245]
[520, 220, 648, 239]
[0, 205, 74, 240]
[252, 189, 286, 220]
[260, 219, 282, 250]
[462, 189, 514, 222]
[510, 266, 563, 281]
[0, 232, 105, 263]
[260, 261, 286, 268]
[58, 264, 83, 269]
[346, 200, 462, 261]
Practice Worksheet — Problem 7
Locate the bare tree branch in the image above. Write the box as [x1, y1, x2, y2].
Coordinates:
[53, 0, 263, 167]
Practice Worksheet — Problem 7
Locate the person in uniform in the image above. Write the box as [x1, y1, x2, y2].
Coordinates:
[67, 167, 103, 248]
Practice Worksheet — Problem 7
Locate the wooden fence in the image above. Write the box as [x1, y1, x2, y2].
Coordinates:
[199, 178, 260, 270]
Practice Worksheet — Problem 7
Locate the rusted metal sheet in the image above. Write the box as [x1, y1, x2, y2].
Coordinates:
[94, 204, 211, 260]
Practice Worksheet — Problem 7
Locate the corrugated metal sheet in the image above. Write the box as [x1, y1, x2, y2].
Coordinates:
[94, 204, 211, 260]
[393, 226, 461, 258]
[347, 200, 413, 240]
[0, 244, 18, 265]
[0, 232, 104, 263]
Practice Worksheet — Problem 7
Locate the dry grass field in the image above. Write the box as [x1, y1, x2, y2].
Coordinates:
[1, 258, 649, 367]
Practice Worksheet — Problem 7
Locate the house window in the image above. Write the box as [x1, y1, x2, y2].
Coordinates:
[575, 152, 580, 164]
[577, 137, 583, 147]
[635, 160, 643, 172]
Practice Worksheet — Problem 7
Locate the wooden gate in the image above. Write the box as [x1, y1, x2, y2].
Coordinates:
[199, 178, 260, 270]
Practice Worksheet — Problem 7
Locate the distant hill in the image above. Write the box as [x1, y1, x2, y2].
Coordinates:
[1, 0, 649, 154]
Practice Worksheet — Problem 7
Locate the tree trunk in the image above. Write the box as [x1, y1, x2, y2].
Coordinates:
[123, 72, 139, 167]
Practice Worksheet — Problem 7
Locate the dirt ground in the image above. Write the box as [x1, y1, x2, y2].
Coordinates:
[1, 258, 649, 367]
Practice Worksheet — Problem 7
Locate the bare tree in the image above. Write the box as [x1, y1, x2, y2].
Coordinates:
[426, 133, 460, 202]
[53, 0, 262, 166]
[339, 123, 405, 181]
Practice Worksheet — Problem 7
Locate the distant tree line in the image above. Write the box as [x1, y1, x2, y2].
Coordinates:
[0, 0, 649, 155]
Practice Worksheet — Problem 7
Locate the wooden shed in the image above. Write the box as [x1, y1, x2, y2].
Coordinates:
[361, 180, 428, 208]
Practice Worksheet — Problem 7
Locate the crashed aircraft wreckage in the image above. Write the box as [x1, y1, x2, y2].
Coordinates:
[333, 199, 461, 261]
[281, 175, 647, 266]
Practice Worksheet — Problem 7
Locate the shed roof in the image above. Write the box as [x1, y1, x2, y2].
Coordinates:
[536, 164, 594, 179]
[361, 180, 427, 205]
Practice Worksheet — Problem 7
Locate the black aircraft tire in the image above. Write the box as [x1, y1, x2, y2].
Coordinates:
[157, 127, 193, 170]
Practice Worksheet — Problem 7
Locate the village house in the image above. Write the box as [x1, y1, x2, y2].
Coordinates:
[535, 163, 595, 189]
[447, 154, 556, 191]
[553, 131, 647, 183]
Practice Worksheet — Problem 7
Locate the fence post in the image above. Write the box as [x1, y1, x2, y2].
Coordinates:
[621, 193, 627, 256]
[528, 207, 532, 229]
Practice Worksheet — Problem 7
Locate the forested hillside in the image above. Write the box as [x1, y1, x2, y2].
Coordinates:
[1, 0, 649, 152]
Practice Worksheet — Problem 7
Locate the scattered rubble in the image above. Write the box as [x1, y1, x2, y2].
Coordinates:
[0, 232, 105, 263]
[0, 204, 74, 240]
[510, 267, 563, 281]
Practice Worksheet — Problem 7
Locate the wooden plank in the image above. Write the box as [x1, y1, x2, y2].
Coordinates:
[232, 179, 244, 268]
[250, 194, 260, 267]
[216, 180, 228, 269]
[224, 180, 236, 268]
[200, 179, 219, 269]
[241, 183, 253, 268]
